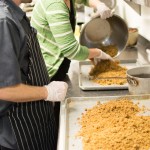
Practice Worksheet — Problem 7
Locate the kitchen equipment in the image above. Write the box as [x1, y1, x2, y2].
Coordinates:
[57, 95, 150, 150]
[126, 28, 138, 47]
[79, 60, 138, 90]
[80, 15, 129, 58]
[127, 66, 150, 94]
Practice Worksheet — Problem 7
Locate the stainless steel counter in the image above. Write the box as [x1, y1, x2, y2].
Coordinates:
[58, 96, 150, 150]
[57, 36, 150, 150]
[65, 35, 150, 97]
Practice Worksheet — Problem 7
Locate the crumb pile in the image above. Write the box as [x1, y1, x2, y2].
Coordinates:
[100, 45, 118, 57]
[89, 60, 127, 85]
[78, 98, 150, 150]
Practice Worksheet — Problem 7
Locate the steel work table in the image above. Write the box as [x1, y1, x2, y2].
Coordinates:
[57, 35, 150, 150]
[65, 36, 150, 98]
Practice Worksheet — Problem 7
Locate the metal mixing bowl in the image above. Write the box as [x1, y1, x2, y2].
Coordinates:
[80, 15, 129, 57]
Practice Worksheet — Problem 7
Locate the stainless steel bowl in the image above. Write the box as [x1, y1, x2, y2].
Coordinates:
[80, 15, 129, 57]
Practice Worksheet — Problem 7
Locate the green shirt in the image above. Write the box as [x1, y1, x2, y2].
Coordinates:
[31, 0, 90, 78]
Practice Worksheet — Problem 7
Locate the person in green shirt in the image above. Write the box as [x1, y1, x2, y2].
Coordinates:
[31, 0, 113, 81]
[31, 0, 113, 145]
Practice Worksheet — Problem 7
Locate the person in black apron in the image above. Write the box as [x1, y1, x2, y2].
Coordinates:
[50, 0, 76, 144]
[0, 0, 67, 150]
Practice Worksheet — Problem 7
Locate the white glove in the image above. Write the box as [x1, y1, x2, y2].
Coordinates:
[94, 49, 114, 64]
[95, 2, 113, 19]
[146, 49, 150, 54]
[44, 81, 68, 101]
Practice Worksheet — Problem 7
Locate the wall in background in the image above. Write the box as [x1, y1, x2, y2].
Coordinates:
[116, 0, 150, 41]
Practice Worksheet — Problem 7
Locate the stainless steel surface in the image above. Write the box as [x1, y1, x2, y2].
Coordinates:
[57, 95, 150, 150]
[57, 36, 150, 149]
[65, 61, 130, 98]
[65, 37, 149, 98]
[80, 15, 129, 58]
[127, 66, 150, 94]
[79, 60, 138, 90]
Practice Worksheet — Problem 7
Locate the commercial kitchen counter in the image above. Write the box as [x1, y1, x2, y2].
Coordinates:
[57, 35, 150, 150]
[65, 35, 150, 98]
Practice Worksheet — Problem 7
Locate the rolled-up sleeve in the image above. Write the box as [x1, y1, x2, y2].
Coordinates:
[0, 18, 21, 87]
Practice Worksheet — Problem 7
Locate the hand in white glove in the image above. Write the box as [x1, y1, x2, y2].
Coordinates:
[44, 81, 68, 101]
[94, 49, 114, 65]
[95, 2, 113, 19]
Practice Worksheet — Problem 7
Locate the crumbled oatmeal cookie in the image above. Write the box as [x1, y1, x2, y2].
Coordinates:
[89, 60, 127, 85]
[78, 98, 150, 150]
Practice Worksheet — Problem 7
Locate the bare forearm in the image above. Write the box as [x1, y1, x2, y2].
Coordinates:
[0, 84, 47, 102]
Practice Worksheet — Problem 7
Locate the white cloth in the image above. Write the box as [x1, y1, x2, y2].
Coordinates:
[95, 2, 113, 19]
[45, 81, 68, 101]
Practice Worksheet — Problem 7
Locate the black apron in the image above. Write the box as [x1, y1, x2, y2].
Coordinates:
[51, 0, 76, 81]
[50, 0, 76, 147]
[0, 145, 15, 150]
[8, 17, 57, 150]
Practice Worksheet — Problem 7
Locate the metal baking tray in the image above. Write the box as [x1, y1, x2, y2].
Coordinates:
[57, 95, 150, 150]
[79, 60, 138, 90]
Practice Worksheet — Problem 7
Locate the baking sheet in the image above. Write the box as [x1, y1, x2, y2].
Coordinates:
[57, 95, 150, 150]
[79, 60, 138, 90]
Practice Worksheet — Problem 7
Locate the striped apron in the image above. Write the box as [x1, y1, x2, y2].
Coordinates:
[8, 18, 57, 150]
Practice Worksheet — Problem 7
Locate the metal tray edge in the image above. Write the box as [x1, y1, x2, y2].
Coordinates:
[78, 60, 138, 90]
[57, 94, 150, 150]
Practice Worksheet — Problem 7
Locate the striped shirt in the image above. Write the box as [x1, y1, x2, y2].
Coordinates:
[31, 0, 90, 78]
